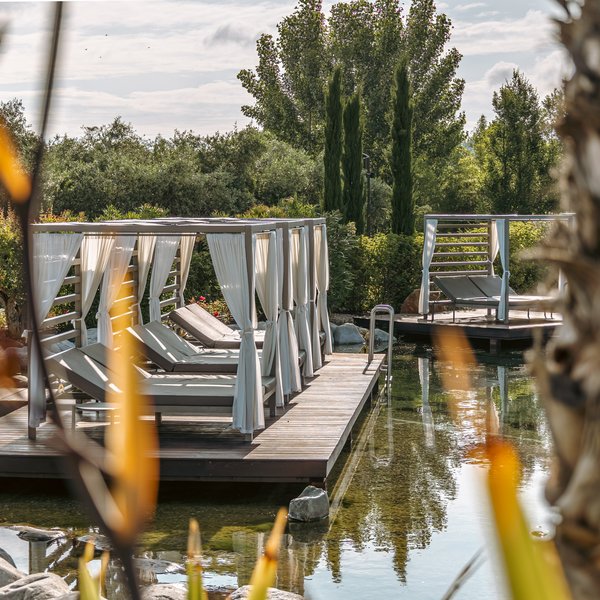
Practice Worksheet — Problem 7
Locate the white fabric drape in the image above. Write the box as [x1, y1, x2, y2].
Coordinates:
[315, 225, 333, 355]
[97, 235, 136, 347]
[30, 233, 83, 428]
[497, 365, 508, 420]
[278, 228, 302, 395]
[309, 227, 322, 370]
[495, 219, 510, 321]
[75, 234, 116, 345]
[255, 232, 283, 407]
[490, 220, 500, 275]
[418, 357, 435, 449]
[291, 228, 314, 378]
[148, 235, 180, 322]
[207, 233, 263, 434]
[136, 235, 156, 324]
[419, 218, 438, 314]
[178, 235, 196, 306]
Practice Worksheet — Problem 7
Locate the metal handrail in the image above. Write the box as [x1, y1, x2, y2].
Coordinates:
[368, 304, 395, 388]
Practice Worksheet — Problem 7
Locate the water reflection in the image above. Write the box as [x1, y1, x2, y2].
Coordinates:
[0, 343, 551, 599]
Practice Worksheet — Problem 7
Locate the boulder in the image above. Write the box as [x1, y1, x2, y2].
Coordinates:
[356, 326, 368, 337]
[142, 584, 187, 600]
[400, 289, 421, 314]
[0, 558, 24, 588]
[0, 551, 15, 569]
[0, 572, 69, 599]
[288, 486, 329, 522]
[329, 323, 338, 336]
[333, 323, 364, 346]
[370, 328, 396, 347]
[9, 526, 66, 543]
[228, 586, 303, 600]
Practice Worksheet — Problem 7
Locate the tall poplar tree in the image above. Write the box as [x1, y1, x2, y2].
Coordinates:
[390, 56, 414, 235]
[323, 67, 343, 211]
[342, 93, 365, 233]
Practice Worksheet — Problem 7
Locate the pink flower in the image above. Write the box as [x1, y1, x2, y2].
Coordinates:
[199, 296, 206, 302]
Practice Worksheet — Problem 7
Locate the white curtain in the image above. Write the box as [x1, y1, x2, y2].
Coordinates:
[310, 227, 322, 370]
[419, 218, 438, 314]
[148, 235, 180, 322]
[278, 228, 302, 395]
[30, 232, 83, 428]
[178, 235, 196, 306]
[315, 224, 333, 355]
[207, 233, 263, 434]
[97, 235, 136, 347]
[255, 231, 283, 407]
[291, 228, 314, 378]
[490, 220, 499, 275]
[136, 235, 156, 324]
[495, 219, 510, 321]
[72, 234, 115, 346]
[418, 357, 435, 449]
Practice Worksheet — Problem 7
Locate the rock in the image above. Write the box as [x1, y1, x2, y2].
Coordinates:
[357, 326, 368, 337]
[9, 526, 66, 543]
[0, 572, 69, 599]
[0, 551, 15, 569]
[228, 586, 303, 600]
[333, 323, 364, 346]
[370, 328, 397, 347]
[400, 289, 421, 314]
[329, 314, 354, 325]
[329, 323, 338, 335]
[0, 558, 24, 588]
[11, 376, 27, 389]
[73, 534, 112, 556]
[134, 558, 184, 575]
[142, 583, 187, 600]
[288, 486, 329, 522]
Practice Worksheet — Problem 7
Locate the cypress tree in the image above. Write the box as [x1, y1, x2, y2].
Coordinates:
[342, 93, 365, 234]
[323, 67, 343, 212]
[390, 56, 414, 235]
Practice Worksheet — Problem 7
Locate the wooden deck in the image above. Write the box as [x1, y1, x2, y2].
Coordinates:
[357, 309, 561, 350]
[0, 353, 384, 484]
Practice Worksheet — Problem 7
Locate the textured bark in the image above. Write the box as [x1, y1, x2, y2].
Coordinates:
[529, 2, 600, 597]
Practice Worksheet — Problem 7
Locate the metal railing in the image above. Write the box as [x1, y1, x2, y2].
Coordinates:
[368, 304, 395, 389]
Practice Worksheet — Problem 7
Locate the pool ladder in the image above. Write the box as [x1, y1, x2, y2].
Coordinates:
[368, 304, 395, 390]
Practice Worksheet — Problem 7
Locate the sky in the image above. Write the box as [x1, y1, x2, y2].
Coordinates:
[0, 0, 571, 140]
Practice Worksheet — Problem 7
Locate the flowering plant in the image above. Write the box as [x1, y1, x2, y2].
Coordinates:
[188, 294, 232, 324]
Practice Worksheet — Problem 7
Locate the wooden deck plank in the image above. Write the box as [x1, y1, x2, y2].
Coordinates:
[0, 353, 384, 483]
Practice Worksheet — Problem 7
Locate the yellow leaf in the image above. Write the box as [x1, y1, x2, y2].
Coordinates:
[247, 508, 287, 600]
[104, 297, 159, 544]
[486, 440, 571, 600]
[0, 122, 31, 203]
[187, 518, 208, 600]
[78, 541, 100, 600]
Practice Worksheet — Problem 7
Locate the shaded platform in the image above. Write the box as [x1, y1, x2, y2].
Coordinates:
[0, 353, 384, 484]
[357, 309, 561, 351]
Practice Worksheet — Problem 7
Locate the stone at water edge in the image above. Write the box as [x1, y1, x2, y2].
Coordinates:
[72, 534, 112, 556]
[0, 551, 15, 569]
[0, 572, 69, 599]
[9, 526, 67, 543]
[400, 288, 421, 314]
[142, 583, 187, 600]
[228, 586, 303, 600]
[0, 558, 24, 588]
[365, 328, 397, 347]
[333, 323, 365, 345]
[288, 486, 329, 522]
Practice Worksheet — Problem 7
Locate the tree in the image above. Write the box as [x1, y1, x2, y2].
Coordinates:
[474, 70, 559, 214]
[238, 0, 465, 172]
[323, 67, 344, 211]
[390, 57, 414, 235]
[342, 94, 365, 233]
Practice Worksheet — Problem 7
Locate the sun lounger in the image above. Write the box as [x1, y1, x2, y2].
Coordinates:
[432, 275, 550, 322]
[48, 346, 276, 431]
[170, 305, 266, 349]
[125, 321, 256, 374]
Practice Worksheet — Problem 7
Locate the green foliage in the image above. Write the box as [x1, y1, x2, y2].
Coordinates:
[253, 134, 321, 205]
[390, 56, 414, 235]
[354, 233, 422, 311]
[342, 94, 365, 233]
[323, 67, 344, 212]
[239, 0, 465, 172]
[505, 221, 549, 293]
[325, 212, 359, 313]
[240, 197, 318, 219]
[0, 212, 23, 302]
[96, 203, 168, 221]
[369, 177, 393, 233]
[472, 71, 559, 214]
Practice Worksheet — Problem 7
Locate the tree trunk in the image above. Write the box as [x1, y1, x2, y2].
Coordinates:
[5, 297, 26, 340]
[529, 2, 600, 598]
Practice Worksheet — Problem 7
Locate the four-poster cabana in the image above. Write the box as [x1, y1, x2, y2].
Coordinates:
[419, 213, 575, 323]
[28, 217, 332, 440]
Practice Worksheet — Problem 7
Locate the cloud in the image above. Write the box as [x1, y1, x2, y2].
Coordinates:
[484, 61, 519, 86]
[452, 10, 558, 56]
[203, 24, 258, 48]
[455, 3, 486, 12]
